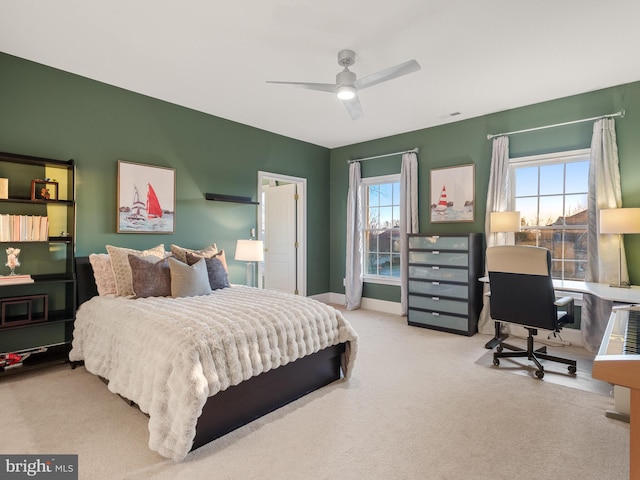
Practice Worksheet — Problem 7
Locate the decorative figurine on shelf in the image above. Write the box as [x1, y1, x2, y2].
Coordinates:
[40, 187, 51, 200]
[5, 247, 20, 276]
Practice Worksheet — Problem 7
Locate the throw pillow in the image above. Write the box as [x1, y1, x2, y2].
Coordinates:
[186, 252, 230, 290]
[89, 253, 117, 296]
[128, 254, 171, 298]
[170, 243, 218, 263]
[168, 256, 212, 298]
[106, 244, 165, 297]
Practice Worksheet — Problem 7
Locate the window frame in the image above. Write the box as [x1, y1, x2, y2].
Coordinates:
[360, 173, 402, 286]
[508, 148, 590, 281]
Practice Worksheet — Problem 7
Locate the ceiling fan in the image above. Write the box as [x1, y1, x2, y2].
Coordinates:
[266, 49, 421, 120]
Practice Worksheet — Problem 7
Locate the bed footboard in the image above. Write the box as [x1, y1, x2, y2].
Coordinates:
[192, 342, 346, 451]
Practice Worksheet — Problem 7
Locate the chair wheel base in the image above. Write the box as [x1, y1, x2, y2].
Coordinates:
[535, 370, 544, 379]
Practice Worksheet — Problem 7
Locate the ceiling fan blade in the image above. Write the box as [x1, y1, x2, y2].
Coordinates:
[266, 81, 336, 93]
[353, 59, 421, 91]
[343, 94, 363, 120]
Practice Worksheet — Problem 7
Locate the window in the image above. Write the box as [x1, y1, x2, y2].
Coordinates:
[361, 174, 401, 284]
[510, 149, 590, 280]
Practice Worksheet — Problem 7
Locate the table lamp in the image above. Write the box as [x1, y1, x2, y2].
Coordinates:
[599, 208, 640, 288]
[490, 211, 521, 245]
[235, 239, 264, 287]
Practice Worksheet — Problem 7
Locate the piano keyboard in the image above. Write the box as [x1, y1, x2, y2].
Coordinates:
[624, 310, 640, 354]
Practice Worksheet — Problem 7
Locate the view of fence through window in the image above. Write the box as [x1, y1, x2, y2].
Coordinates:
[512, 158, 589, 280]
[364, 180, 401, 279]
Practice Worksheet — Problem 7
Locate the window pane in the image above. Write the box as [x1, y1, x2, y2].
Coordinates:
[366, 253, 377, 275]
[391, 254, 401, 276]
[515, 197, 539, 227]
[564, 194, 587, 221]
[378, 183, 393, 206]
[539, 164, 564, 195]
[539, 196, 563, 226]
[377, 253, 391, 275]
[368, 185, 379, 206]
[515, 166, 538, 197]
[392, 183, 400, 205]
[379, 206, 393, 229]
[565, 161, 589, 194]
[391, 228, 400, 252]
[368, 207, 379, 229]
[367, 231, 378, 252]
[536, 229, 555, 251]
[515, 230, 538, 246]
[564, 229, 588, 261]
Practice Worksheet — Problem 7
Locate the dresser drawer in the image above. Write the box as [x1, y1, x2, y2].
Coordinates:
[408, 265, 468, 283]
[408, 280, 468, 299]
[408, 235, 469, 251]
[408, 251, 468, 267]
[408, 309, 469, 332]
[408, 295, 469, 315]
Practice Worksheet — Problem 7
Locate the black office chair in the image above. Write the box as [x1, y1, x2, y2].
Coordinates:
[486, 245, 577, 379]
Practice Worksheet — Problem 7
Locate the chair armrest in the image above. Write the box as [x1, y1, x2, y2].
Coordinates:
[555, 296, 575, 327]
[554, 296, 574, 308]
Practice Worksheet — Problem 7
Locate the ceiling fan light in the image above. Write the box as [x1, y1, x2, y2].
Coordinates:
[337, 85, 356, 100]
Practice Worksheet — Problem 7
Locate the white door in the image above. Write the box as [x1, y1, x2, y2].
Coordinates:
[264, 183, 297, 294]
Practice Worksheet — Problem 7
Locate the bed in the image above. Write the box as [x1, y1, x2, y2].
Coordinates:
[71, 256, 358, 461]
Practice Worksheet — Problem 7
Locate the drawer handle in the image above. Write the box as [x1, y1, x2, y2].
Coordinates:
[432, 281, 440, 285]
[432, 251, 440, 255]
[432, 266, 440, 270]
[432, 297, 440, 301]
[431, 312, 440, 316]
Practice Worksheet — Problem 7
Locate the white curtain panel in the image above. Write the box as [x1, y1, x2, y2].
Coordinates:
[582, 118, 623, 351]
[400, 152, 419, 315]
[477, 136, 510, 335]
[345, 161, 363, 310]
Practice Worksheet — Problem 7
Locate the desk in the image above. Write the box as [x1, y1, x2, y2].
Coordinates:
[480, 278, 640, 348]
[552, 280, 640, 304]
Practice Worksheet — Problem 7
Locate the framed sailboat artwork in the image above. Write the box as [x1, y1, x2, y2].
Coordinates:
[117, 160, 176, 233]
[430, 164, 475, 223]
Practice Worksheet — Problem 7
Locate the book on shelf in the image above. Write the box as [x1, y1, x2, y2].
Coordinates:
[0, 274, 34, 285]
[0, 214, 49, 242]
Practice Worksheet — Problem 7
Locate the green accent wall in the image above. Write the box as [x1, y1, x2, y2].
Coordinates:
[330, 82, 640, 302]
[0, 53, 331, 293]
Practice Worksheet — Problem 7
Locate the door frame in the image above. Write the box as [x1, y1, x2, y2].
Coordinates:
[257, 171, 307, 296]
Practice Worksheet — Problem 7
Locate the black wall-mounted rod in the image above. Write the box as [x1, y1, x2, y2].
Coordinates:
[205, 193, 259, 205]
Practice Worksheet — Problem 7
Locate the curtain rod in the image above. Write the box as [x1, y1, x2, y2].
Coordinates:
[348, 147, 419, 163]
[486, 110, 625, 140]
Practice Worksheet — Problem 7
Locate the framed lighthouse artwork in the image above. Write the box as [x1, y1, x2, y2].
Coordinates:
[430, 164, 475, 223]
[117, 160, 176, 233]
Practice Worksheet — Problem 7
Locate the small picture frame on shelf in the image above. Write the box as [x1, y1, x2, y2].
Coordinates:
[30, 180, 58, 201]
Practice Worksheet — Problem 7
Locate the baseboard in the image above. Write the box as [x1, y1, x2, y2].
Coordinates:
[317, 293, 403, 315]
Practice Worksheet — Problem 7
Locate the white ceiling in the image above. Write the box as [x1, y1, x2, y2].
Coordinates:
[2, 1, 640, 149]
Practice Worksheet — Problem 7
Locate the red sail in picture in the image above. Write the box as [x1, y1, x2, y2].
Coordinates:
[146, 183, 163, 218]
[435, 185, 448, 213]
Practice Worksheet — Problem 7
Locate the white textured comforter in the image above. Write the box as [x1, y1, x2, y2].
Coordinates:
[69, 286, 358, 460]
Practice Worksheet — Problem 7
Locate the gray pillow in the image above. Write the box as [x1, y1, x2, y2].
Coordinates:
[186, 252, 230, 290]
[128, 254, 171, 298]
[168, 256, 212, 298]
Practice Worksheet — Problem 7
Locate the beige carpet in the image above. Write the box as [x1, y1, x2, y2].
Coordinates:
[0, 307, 630, 480]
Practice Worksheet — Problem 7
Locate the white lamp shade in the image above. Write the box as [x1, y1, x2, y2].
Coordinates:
[600, 208, 640, 234]
[490, 211, 521, 233]
[235, 239, 264, 262]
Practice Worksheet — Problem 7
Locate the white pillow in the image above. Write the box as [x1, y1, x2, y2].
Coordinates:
[168, 257, 212, 298]
[106, 244, 165, 297]
[89, 253, 117, 296]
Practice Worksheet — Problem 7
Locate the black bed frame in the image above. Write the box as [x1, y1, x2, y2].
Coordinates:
[75, 256, 346, 453]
